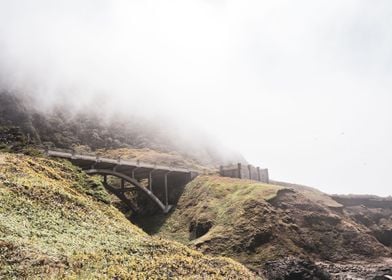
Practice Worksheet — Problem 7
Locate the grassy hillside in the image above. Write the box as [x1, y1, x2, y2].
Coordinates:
[0, 153, 256, 279]
[147, 176, 391, 277]
[150, 176, 284, 244]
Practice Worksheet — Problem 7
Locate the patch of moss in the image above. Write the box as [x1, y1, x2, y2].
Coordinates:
[152, 176, 284, 242]
[150, 175, 390, 274]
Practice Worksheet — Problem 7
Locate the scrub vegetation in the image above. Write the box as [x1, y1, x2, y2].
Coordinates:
[153, 176, 284, 243]
[147, 176, 391, 278]
[0, 153, 256, 279]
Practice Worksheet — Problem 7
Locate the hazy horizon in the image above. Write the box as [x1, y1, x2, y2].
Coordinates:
[0, 1, 391, 196]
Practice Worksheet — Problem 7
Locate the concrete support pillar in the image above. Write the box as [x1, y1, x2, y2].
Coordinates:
[257, 167, 261, 181]
[238, 163, 242, 179]
[164, 172, 169, 208]
[131, 167, 140, 179]
[248, 165, 252, 180]
[148, 171, 153, 192]
[189, 171, 198, 181]
[121, 179, 125, 189]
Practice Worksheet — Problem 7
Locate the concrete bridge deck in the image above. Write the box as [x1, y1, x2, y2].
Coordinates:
[46, 149, 198, 213]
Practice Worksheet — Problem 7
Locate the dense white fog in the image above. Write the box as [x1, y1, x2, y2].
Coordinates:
[0, 0, 391, 196]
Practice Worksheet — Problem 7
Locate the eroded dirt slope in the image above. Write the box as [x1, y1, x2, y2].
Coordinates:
[146, 176, 392, 279]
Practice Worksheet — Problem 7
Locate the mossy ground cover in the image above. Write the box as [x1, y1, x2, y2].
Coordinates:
[150, 175, 391, 274]
[145, 176, 299, 270]
[151, 176, 284, 243]
[0, 153, 256, 279]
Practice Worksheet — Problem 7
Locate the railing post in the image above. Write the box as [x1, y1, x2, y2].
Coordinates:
[266, 169, 269, 184]
[238, 163, 242, 179]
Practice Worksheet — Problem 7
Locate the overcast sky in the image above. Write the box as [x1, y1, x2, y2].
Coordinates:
[0, 0, 391, 196]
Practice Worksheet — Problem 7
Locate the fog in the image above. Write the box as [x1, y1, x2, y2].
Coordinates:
[0, 0, 391, 196]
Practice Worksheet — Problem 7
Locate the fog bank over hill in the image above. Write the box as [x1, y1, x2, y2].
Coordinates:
[0, 91, 245, 167]
[0, 1, 392, 195]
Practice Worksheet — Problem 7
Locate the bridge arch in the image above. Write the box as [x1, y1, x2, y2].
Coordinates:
[45, 149, 199, 214]
[85, 168, 171, 213]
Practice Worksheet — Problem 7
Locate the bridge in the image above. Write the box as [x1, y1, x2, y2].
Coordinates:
[46, 150, 198, 213]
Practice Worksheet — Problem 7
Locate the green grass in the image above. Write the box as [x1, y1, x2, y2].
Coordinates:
[152, 175, 390, 272]
[145, 175, 318, 271]
[154, 175, 284, 243]
[0, 153, 257, 279]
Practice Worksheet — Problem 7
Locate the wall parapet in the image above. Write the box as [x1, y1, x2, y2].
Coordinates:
[219, 163, 269, 183]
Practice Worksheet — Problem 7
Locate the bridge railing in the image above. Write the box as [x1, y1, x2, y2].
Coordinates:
[45, 148, 198, 174]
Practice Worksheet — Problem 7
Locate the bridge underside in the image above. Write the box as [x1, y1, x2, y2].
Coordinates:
[67, 157, 195, 214]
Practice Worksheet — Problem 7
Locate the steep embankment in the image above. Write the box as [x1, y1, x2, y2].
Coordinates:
[331, 194, 392, 248]
[148, 176, 392, 279]
[0, 153, 256, 279]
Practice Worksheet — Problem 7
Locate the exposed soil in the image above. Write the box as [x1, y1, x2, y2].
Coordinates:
[143, 176, 392, 279]
[332, 194, 392, 249]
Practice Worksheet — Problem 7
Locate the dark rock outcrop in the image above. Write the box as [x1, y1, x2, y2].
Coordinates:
[264, 257, 330, 280]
